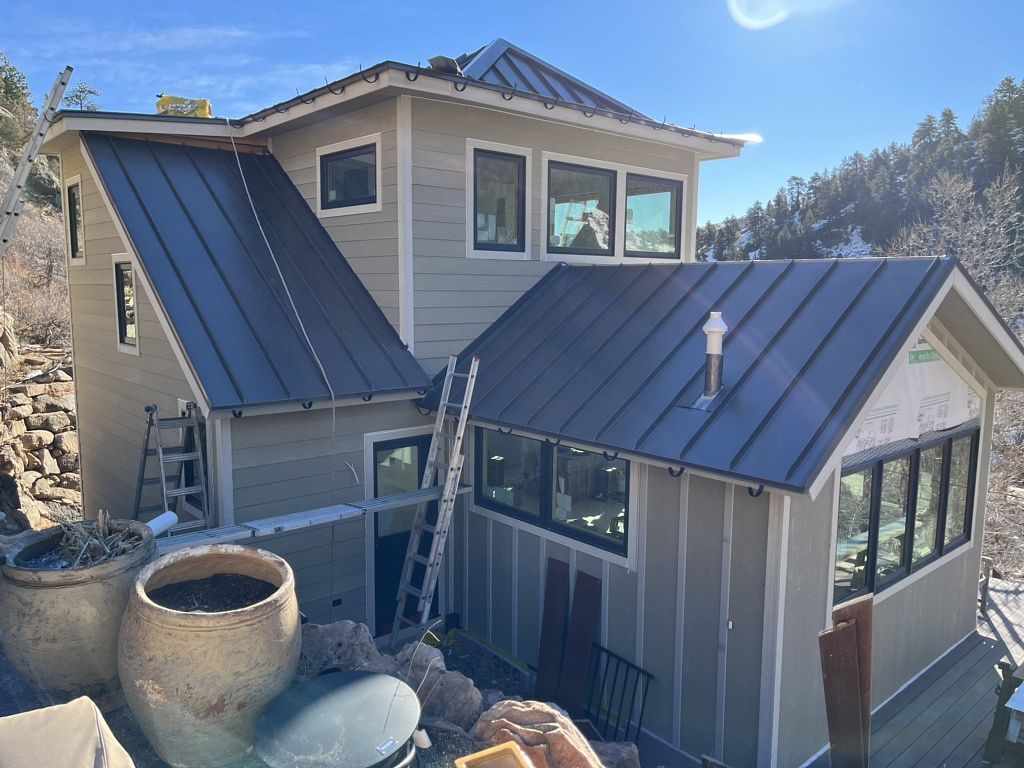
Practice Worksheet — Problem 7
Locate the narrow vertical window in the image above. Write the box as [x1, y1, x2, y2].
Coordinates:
[875, 457, 911, 584]
[66, 181, 85, 260]
[834, 468, 873, 603]
[625, 173, 682, 257]
[115, 262, 137, 347]
[474, 149, 526, 251]
[944, 436, 974, 545]
[913, 445, 944, 565]
[547, 162, 616, 255]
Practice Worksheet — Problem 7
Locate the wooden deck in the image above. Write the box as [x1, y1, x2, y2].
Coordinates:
[812, 579, 1024, 767]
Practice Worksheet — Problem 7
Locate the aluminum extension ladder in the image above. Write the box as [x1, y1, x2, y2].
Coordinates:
[133, 403, 210, 534]
[391, 355, 479, 644]
[0, 67, 72, 261]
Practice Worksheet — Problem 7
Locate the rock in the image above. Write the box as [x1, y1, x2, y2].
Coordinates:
[25, 411, 71, 433]
[396, 642, 446, 690]
[20, 471, 42, 489]
[45, 382, 75, 396]
[23, 451, 41, 471]
[53, 431, 79, 453]
[589, 742, 640, 768]
[298, 620, 381, 677]
[360, 653, 401, 675]
[21, 430, 54, 450]
[421, 670, 484, 731]
[13, 384, 48, 398]
[7, 404, 33, 420]
[8, 495, 57, 531]
[36, 449, 59, 476]
[6, 420, 26, 439]
[32, 478, 82, 505]
[471, 700, 602, 768]
[33, 394, 76, 414]
[8, 392, 31, 407]
[56, 452, 79, 473]
[50, 369, 73, 382]
[57, 473, 81, 491]
[481, 689, 506, 710]
[0, 445, 24, 476]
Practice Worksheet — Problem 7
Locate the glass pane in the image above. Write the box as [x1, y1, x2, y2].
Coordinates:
[322, 145, 376, 207]
[834, 469, 873, 603]
[553, 446, 627, 548]
[913, 445, 944, 564]
[547, 163, 614, 253]
[116, 264, 137, 346]
[625, 174, 680, 255]
[945, 436, 973, 545]
[68, 183, 84, 258]
[479, 429, 542, 517]
[475, 151, 523, 249]
[375, 445, 422, 537]
[876, 457, 910, 582]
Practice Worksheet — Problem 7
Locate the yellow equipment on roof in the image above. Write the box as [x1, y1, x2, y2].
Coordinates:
[155, 94, 213, 119]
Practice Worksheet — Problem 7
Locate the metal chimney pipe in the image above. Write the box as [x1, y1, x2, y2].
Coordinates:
[703, 311, 728, 398]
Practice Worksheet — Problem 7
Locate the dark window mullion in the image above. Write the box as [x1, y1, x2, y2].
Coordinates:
[540, 441, 554, 525]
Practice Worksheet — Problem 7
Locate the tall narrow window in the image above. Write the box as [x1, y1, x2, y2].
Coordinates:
[320, 144, 376, 209]
[115, 262, 137, 347]
[547, 162, 615, 255]
[625, 174, 682, 257]
[66, 181, 85, 260]
[944, 436, 974, 545]
[875, 456, 911, 584]
[834, 468, 873, 603]
[913, 445, 944, 565]
[474, 149, 525, 252]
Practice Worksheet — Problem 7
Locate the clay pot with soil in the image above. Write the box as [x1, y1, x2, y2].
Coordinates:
[0, 519, 156, 710]
[118, 544, 301, 768]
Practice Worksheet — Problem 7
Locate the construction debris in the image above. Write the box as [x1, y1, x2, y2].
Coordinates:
[21, 511, 145, 570]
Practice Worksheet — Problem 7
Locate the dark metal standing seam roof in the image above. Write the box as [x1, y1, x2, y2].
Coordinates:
[422, 258, 959, 493]
[83, 133, 430, 410]
[458, 38, 643, 117]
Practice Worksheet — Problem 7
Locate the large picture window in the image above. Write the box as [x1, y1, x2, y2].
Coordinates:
[832, 427, 979, 604]
[475, 427, 628, 554]
[474, 149, 526, 252]
[547, 162, 616, 256]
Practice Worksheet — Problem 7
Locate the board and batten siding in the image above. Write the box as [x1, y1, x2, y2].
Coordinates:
[453, 431, 769, 766]
[270, 99, 402, 333]
[58, 138, 194, 519]
[409, 97, 701, 375]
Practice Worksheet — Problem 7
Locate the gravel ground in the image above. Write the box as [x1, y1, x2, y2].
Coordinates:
[444, 632, 532, 699]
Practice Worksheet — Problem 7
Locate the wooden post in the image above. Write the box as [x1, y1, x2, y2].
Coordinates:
[832, 594, 873, 764]
[819, 619, 868, 768]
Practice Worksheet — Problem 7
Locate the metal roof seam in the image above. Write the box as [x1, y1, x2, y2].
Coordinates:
[727, 258, 890, 471]
[145, 140, 296, 401]
[555, 262, 722, 435]
[784, 256, 952, 483]
[100, 134, 247, 404]
[592, 260, 760, 443]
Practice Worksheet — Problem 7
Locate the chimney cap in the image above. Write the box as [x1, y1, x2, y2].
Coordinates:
[703, 311, 728, 336]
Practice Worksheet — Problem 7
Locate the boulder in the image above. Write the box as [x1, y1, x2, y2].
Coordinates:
[33, 394, 76, 414]
[56, 452, 80, 473]
[7, 404, 33, 420]
[13, 384, 48, 398]
[0, 445, 24, 476]
[6, 420, 26, 439]
[421, 670, 484, 731]
[53, 431, 79, 453]
[471, 700, 602, 768]
[32, 478, 82, 505]
[481, 689, 506, 710]
[57, 472, 81, 491]
[7, 392, 31, 407]
[396, 642, 446, 691]
[25, 411, 71, 433]
[20, 471, 42, 489]
[360, 653, 401, 676]
[8, 494, 57, 531]
[589, 742, 641, 768]
[45, 382, 75, 396]
[298, 620, 381, 678]
[21, 430, 55, 450]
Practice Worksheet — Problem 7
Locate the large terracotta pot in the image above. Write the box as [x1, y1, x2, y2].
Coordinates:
[0, 520, 156, 711]
[118, 544, 301, 768]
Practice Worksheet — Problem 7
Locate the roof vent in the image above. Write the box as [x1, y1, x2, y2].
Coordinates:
[701, 311, 728, 399]
[427, 55, 464, 77]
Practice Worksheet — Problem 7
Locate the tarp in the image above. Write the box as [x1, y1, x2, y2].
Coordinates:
[0, 696, 135, 768]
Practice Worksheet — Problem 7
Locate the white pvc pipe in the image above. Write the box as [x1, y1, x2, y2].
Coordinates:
[146, 511, 178, 537]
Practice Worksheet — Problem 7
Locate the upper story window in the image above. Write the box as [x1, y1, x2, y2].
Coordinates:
[474, 426, 629, 554]
[625, 174, 682, 258]
[316, 134, 382, 217]
[832, 427, 979, 605]
[473, 149, 526, 253]
[547, 161, 616, 256]
[65, 176, 85, 262]
[114, 261, 138, 351]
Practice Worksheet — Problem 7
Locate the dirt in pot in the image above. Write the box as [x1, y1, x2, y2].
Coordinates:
[147, 574, 277, 613]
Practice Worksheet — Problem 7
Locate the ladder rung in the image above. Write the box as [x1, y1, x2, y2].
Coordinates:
[157, 417, 194, 429]
[137, 504, 167, 515]
[399, 584, 422, 598]
[451, 372, 472, 379]
[161, 451, 201, 463]
[441, 401, 465, 409]
[429, 460, 450, 470]
[165, 485, 203, 498]
[408, 553, 431, 566]
[413, 520, 436, 534]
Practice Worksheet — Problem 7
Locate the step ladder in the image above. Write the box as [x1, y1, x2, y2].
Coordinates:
[133, 403, 210, 534]
[391, 355, 480, 644]
[0, 67, 73, 262]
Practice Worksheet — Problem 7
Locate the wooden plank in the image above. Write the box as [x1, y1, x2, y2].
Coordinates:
[556, 570, 603, 714]
[819, 619, 867, 768]
[534, 558, 570, 702]
[832, 594, 873, 765]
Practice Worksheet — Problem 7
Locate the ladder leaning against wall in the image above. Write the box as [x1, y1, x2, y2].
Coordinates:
[391, 355, 479, 645]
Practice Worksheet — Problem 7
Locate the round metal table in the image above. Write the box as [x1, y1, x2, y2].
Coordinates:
[255, 671, 420, 768]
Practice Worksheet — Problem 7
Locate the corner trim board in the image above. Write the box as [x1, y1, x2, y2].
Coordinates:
[396, 95, 415, 351]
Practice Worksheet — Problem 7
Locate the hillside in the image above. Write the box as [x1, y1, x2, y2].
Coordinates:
[697, 75, 1024, 262]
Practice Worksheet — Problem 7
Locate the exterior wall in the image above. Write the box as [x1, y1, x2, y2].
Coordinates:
[270, 99, 402, 332]
[452, 429, 769, 765]
[409, 97, 701, 374]
[58, 137, 195, 518]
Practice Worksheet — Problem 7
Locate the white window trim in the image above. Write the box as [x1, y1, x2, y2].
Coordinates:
[540, 150, 688, 265]
[63, 174, 85, 265]
[112, 255, 140, 356]
[315, 133, 383, 218]
[465, 138, 533, 261]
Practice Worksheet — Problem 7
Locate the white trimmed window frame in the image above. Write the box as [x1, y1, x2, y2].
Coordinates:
[465, 138, 533, 261]
[315, 133, 383, 218]
[112, 254, 140, 356]
[63, 174, 86, 265]
[540, 150, 688, 265]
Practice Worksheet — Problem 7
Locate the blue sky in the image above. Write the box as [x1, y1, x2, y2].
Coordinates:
[5, 0, 1022, 222]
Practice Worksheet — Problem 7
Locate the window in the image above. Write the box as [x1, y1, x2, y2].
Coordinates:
[625, 174, 682, 257]
[547, 162, 616, 256]
[832, 427, 979, 604]
[474, 149, 526, 252]
[474, 427, 629, 554]
[114, 262, 137, 348]
[317, 137, 380, 214]
[65, 178, 85, 261]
